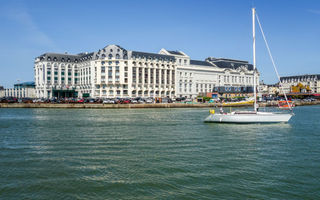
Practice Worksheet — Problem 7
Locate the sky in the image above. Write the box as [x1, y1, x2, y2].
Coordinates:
[0, 0, 319, 87]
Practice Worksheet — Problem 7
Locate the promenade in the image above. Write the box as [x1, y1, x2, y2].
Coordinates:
[0, 101, 319, 109]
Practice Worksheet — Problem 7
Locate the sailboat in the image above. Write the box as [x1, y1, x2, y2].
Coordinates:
[205, 8, 293, 123]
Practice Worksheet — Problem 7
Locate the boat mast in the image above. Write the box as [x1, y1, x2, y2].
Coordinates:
[252, 7, 257, 112]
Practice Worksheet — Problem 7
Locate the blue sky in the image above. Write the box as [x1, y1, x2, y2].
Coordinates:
[0, 0, 319, 87]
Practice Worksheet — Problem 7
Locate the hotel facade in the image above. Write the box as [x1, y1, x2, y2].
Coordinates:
[280, 74, 320, 94]
[34, 44, 259, 99]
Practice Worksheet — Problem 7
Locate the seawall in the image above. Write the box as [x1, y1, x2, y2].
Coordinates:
[0, 101, 319, 109]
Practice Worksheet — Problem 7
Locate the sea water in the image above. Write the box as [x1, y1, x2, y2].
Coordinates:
[0, 106, 319, 199]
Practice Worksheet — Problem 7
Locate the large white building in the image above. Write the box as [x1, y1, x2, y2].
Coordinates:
[34, 44, 258, 99]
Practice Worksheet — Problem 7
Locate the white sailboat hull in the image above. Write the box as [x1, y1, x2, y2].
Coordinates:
[204, 112, 293, 123]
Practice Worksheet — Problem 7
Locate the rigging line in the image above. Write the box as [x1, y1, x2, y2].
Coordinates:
[255, 12, 292, 112]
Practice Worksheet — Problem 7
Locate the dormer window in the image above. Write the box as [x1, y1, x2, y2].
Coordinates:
[108, 54, 113, 59]
[116, 54, 120, 59]
[47, 57, 51, 61]
[110, 49, 113, 52]
[53, 57, 57, 61]
[101, 54, 106, 59]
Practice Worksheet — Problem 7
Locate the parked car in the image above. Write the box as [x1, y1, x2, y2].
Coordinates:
[131, 99, 138, 104]
[22, 98, 33, 103]
[121, 99, 131, 104]
[77, 99, 84, 103]
[145, 98, 153, 103]
[161, 97, 173, 103]
[138, 99, 145, 104]
[175, 97, 186, 102]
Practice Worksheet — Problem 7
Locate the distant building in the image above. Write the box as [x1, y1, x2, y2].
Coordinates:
[280, 74, 320, 94]
[34, 44, 259, 99]
[259, 81, 280, 96]
[0, 86, 4, 97]
[4, 82, 36, 98]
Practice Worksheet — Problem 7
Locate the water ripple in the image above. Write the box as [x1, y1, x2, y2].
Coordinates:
[0, 107, 320, 199]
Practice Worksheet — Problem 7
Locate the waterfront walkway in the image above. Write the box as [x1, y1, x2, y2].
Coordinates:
[0, 101, 319, 109]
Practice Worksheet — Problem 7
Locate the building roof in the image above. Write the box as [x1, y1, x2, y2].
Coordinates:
[14, 81, 35, 87]
[206, 57, 253, 70]
[37, 52, 94, 63]
[190, 60, 214, 67]
[132, 51, 175, 61]
[280, 74, 320, 81]
[167, 50, 184, 56]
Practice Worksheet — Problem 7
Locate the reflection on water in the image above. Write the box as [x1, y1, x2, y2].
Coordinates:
[0, 106, 319, 199]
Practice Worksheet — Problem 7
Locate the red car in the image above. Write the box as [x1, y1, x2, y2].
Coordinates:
[122, 99, 131, 104]
[77, 99, 84, 103]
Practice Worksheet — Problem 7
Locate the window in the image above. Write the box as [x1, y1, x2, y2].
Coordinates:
[116, 54, 120, 59]
[108, 54, 113, 59]
[108, 61, 112, 65]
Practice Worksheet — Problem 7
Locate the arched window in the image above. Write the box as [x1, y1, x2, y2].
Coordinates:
[108, 54, 113, 59]
[116, 54, 120, 59]
[123, 54, 128, 59]
[101, 54, 106, 59]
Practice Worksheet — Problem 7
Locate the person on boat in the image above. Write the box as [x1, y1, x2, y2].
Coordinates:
[256, 103, 259, 111]
[219, 107, 224, 114]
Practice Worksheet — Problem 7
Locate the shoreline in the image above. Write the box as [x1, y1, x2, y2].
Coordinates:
[0, 101, 319, 109]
